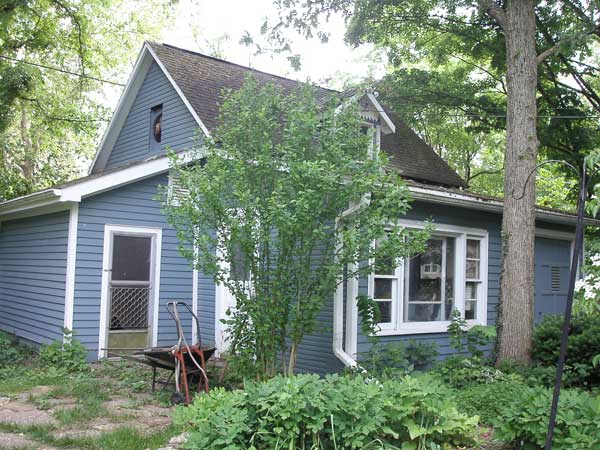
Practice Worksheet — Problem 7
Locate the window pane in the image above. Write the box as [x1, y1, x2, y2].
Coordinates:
[377, 301, 392, 323]
[375, 256, 395, 275]
[112, 236, 151, 281]
[467, 239, 480, 259]
[407, 238, 442, 303]
[466, 259, 480, 279]
[465, 281, 478, 320]
[444, 238, 455, 320]
[374, 278, 392, 299]
[405, 237, 455, 322]
[407, 303, 441, 322]
[230, 242, 249, 281]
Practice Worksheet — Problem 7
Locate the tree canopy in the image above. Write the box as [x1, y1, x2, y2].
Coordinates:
[265, 0, 600, 207]
[0, 0, 176, 200]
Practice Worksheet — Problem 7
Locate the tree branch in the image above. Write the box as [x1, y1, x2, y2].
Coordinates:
[476, 0, 506, 29]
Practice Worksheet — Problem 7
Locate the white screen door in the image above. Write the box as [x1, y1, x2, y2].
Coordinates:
[107, 234, 153, 351]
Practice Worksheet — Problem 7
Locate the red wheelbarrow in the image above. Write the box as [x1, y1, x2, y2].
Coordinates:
[108, 301, 215, 405]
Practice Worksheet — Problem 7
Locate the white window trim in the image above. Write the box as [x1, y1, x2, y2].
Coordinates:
[63, 204, 79, 336]
[369, 219, 488, 336]
[98, 224, 162, 359]
[214, 226, 255, 355]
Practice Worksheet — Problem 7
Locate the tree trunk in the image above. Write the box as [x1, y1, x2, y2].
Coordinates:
[497, 0, 539, 365]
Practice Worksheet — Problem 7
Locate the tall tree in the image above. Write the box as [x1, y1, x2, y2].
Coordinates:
[0, 0, 176, 200]
[265, 0, 600, 364]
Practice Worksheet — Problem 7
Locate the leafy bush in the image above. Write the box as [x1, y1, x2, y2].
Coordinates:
[40, 329, 88, 372]
[493, 386, 600, 450]
[432, 356, 505, 388]
[175, 374, 478, 450]
[358, 339, 439, 377]
[0, 331, 27, 366]
[455, 377, 529, 424]
[447, 310, 496, 357]
[532, 313, 600, 387]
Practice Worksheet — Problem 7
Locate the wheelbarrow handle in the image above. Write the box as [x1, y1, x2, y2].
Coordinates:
[166, 301, 203, 347]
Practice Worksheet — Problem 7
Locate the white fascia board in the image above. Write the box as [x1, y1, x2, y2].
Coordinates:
[62, 151, 198, 202]
[366, 92, 395, 134]
[0, 189, 63, 217]
[89, 46, 153, 174]
[0, 149, 200, 220]
[408, 185, 598, 227]
[145, 43, 211, 137]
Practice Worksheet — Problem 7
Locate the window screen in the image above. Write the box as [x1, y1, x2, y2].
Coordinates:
[112, 235, 151, 281]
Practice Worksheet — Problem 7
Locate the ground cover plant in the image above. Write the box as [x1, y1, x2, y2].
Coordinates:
[175, 373, 479, 450]
[0, 331, 176, 450]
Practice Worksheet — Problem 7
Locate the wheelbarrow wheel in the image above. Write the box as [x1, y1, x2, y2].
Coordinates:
[171, 391, 185, 405]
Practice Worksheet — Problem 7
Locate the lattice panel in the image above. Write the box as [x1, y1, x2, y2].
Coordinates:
[109, 286, 149, 329]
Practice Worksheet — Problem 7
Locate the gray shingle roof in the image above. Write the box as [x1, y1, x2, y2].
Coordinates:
[148, 42, 466, 188]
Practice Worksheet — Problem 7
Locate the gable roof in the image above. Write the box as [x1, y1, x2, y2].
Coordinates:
[147, 42, 465, 187]
[93, 42, 465, 187]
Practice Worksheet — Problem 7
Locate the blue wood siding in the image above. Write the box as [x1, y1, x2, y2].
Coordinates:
[73, 174, 214, 357]
[105, 62, 200, 170]
[0, 211, 69, 344]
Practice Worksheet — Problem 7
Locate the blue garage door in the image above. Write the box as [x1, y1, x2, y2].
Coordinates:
[534, 237, 572, 322]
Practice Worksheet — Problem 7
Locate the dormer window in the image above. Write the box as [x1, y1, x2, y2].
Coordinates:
[150, 105, 163, 151]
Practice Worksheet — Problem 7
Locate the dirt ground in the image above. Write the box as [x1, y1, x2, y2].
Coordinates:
[0, 362, 176, 450]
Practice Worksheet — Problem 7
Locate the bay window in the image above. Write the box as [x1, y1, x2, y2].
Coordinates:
[369, 221, 488, 334]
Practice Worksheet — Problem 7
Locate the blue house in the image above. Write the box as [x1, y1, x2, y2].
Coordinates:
[0, 42, 590, 373]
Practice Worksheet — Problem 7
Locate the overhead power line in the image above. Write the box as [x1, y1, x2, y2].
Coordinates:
[0, 54, 125, 87]
[2, 54, 598, 120]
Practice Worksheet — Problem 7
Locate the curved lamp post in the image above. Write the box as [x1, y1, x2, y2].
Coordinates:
[515, 158, 591, 450]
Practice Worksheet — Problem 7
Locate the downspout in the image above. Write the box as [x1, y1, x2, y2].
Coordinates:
[333, 195, 371, 367]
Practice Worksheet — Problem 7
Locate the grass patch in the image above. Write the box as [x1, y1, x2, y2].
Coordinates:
[0, 366, 68, 395]
[0, 422, 176, 449]
[53, 401, 109, 425]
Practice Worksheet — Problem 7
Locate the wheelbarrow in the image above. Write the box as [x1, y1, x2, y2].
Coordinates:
[107, 301, 215, 405]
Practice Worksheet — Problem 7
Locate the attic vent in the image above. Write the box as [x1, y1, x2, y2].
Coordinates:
[168, 172, 190, 206]
[551, 266, 561, 291]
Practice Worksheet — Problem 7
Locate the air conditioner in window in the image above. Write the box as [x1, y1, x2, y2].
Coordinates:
[420, 263, 442, 279]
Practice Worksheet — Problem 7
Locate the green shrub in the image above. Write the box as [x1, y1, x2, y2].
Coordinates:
[358, 339, 439, 378]
[532, 313, 600, 387]
[455, 377, 529, 425]
[40, 329, 88, 372]
[0, 331, 27, 366]
[493, 386, 600, 450]
[431, 356, 505, 388]
[175, 374, 478, 450]
[447, 310, 496, 358]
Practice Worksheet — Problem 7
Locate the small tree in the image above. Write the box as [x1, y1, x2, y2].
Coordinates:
[164, 77, 428, 378]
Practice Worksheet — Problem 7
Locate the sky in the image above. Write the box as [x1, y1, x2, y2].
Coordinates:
[157, 0, 387, 90]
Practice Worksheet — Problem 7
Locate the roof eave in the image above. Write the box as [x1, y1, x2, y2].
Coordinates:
[409, 185, 599, 227]
[0, 189, 70, 220]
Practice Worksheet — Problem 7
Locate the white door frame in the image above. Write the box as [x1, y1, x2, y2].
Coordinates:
[98, 224, 162, 359]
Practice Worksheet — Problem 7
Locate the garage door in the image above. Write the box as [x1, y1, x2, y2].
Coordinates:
[534, 237, 572, 322]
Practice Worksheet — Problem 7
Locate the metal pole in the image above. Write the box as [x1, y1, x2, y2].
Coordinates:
[544, 163, 587, 450]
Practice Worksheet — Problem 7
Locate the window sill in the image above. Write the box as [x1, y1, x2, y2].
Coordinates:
[373, 319, 486, 336]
